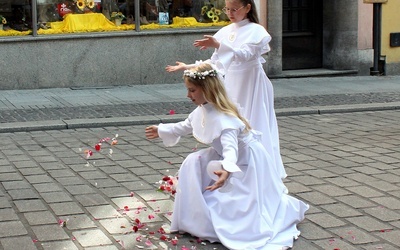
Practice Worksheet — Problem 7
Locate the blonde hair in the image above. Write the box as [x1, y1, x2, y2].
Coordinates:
[183, 63, 251, 131]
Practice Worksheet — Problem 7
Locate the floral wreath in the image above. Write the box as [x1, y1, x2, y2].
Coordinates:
[183, 69, 218, 79]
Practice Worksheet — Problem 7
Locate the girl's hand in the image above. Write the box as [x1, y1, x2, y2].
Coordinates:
[193, 35, 220, 50]
[165, 61, 187, 72]
[145, 125, 159, 139]
[206, 169, 229, 191]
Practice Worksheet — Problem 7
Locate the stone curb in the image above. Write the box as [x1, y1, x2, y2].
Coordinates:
[0, 103, 399, 133]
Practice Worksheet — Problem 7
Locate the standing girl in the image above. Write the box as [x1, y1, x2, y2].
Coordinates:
[166, 0, 287, 179]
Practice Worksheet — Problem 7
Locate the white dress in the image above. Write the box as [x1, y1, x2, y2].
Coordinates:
[157, 104, 309, 250]
[204, 18, 287, 180]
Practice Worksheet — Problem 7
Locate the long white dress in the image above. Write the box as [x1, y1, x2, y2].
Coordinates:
[157, 103, 309, 250]
[204, 19, 287, 180]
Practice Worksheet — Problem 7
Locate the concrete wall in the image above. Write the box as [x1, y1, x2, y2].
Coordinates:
[322, 1, 359, 70]
[0, 30, 215, 90]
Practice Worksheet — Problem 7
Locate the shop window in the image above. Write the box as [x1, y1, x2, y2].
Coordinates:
[0, 0, 229, 37]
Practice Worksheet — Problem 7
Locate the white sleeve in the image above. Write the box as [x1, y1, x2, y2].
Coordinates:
[158, 118, 192, 147]
[219, 129, 242, 173]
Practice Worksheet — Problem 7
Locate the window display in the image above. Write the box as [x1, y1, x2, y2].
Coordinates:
[0, 0, 229, 36]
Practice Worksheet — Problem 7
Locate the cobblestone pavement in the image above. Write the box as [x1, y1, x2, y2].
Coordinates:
[1, 109, 399, 249]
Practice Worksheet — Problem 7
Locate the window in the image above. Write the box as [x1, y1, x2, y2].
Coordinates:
[0, 0, 230, 37]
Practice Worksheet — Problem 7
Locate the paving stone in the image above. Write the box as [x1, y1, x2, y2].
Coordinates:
[64, 184, 97, 196]
[297, 222, 333, 240]
[75, 194, 110, 207]
[14, 200, 47, 212]
[312, 237, 361, 250]
[33, 182, 63, 193]
[296, 191, 336, 206]
[59, 214, 97, 230]
[362, 243, 400, 250]
[0, 173, 23, 181]
[347, 216, 393, 232]
[7, 189, 40, 200]
[41, 240, 79, 250]
[373, 230, 400, 246]
[336, 195, 376, 209]
[306, 213, 347, 228]
[0, 197, 12, 209]
[72, 229, 113, 247]
[41, 191, 73, 203]
[88, 178, 120, 188]
[100, 187, 131, 198]
[311, 184, 351, 196]
[0, 236, 37, 250]
[31, 224, 70, 241]
[49, 202, 85, 216]
[24, 211, 57, 225]
[346, 186, 385, 198]
[55, 176, 87, 185]
[0, 221, 28, 237]
[320, 204, 363, 218]
[329, 226, 380, 244]
[86, 205, 120, 219]
[2, 180, 32, 190]
[0, 208, 19, 221]
[25, 175, 54, 184]
[363, 206, 400, 222]
[371, 196, 400, 209]
[98, 217, 133, 234]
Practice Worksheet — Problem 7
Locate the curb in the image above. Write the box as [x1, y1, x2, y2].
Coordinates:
[1, 103, 399, 133]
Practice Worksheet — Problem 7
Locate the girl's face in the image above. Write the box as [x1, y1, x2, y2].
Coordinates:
[185, 80, 207, 106]
[224, 0, 250, 23]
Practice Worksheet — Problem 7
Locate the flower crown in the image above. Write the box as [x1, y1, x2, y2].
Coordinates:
[183, 69, 218, 79]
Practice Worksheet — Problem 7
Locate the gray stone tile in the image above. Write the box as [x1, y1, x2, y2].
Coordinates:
[0, 236, 37, 250]
[24, 211, 57, 225]
[86, 205, 120, 219]
[41, 191, 73, 203]
[14, 200, 47, 212]
[31, 224, 70, 241]
[329, 227, 380, 244]
[0, 208, 19, 221]
[371, 196, 400, 210]
[8, 189, 40, 200]
[41, 241, 79, 250]
[72, 229, 113, 248]
[75, 194, 109, 207]
[0, 221, 28, 237]
[49, 202, 85, 216]
[33, 182, 63, 193]
[347, 216, 393, 232]
[306, 213, 347, 228]
[59, 214, 97, 230]
[1, 180, 32, 190]
[98, 217, 132, 234]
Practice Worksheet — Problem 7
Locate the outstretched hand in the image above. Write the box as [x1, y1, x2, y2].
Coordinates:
[145, 125, 159, 139]
[193, 35, 220, 50]
[206, 170, 229, 191]
[165, 61, 187, 72]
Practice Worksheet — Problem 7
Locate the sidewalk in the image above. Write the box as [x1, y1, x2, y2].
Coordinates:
[0, 75, 399, 132]
[0, 75, 400, 250]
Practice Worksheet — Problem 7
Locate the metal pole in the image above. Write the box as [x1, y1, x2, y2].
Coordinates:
[135, 0, 140, 31]
[32, 0, 38, 36]
[371, 3, 382, 75]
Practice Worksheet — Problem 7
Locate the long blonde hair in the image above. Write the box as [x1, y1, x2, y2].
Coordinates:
[183, 63, 251, 131]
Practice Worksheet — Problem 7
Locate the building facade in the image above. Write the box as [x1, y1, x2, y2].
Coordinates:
[0, 0, 398, 90]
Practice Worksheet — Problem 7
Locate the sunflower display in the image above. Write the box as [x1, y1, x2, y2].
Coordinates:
[201, 4, 223, 23]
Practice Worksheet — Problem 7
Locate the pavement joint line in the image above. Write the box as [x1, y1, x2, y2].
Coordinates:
[0, 103, 399, 133]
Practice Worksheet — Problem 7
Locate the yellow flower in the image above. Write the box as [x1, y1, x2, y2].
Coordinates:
[86, 0, 95, 9]
[201, 6, 208, 15]
[207, 11, 214, 18]
[0, 15, 6, 25]
[76, 0, 85, 11]
[212, 16, 219, 23]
